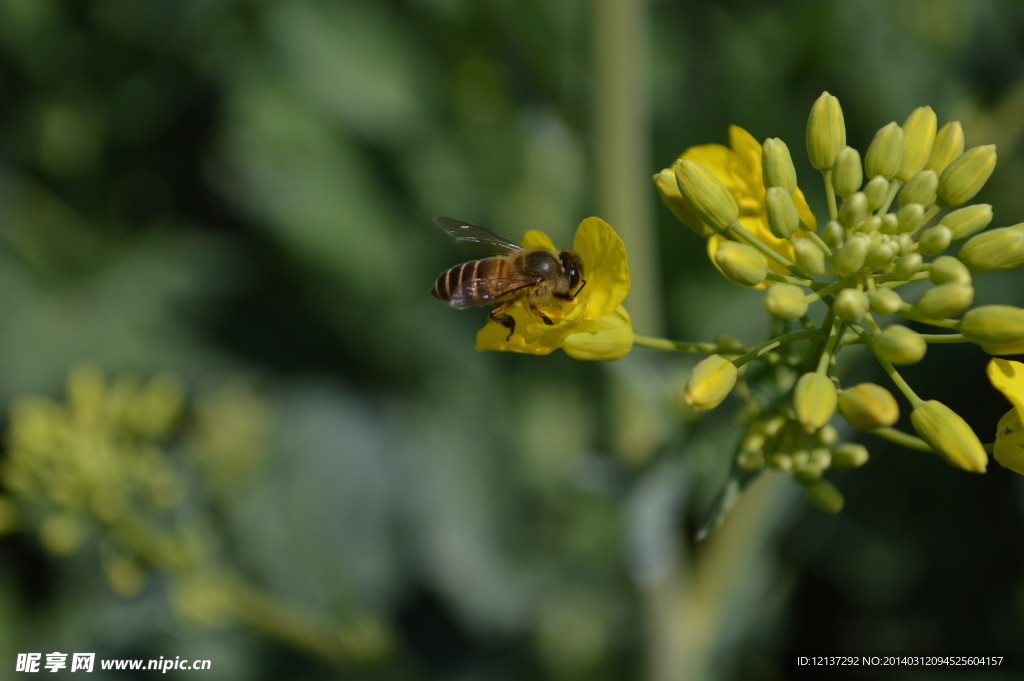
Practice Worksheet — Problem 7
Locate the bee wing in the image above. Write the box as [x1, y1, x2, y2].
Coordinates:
[434, 217, 524, 255]
[449, 276, 538, 310]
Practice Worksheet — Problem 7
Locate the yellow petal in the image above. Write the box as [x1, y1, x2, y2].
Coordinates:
[988, 358, 1024, 418]
[475, 303, 560, 355]
[728, 125, 763, 182]
[994, 408, 1024, 475]
[793, 187, 818, 231]
[561, 306, 633, 361]
[573, 217, 630, 320]
[522, 229, 557, 251]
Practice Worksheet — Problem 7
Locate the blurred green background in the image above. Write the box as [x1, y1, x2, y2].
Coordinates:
[1, 0, 1024, 679]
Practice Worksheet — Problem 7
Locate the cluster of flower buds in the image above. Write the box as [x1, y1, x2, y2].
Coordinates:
[656, 92, 1024, 511]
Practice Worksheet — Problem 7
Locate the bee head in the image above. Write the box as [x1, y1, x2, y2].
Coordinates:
[560, 251, 584, 291]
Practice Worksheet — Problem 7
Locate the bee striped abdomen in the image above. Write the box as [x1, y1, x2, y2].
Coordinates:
[431, 258, 514, 306]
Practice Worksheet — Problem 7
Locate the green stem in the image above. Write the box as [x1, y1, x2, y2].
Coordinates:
[823, 169, 838, 220]
[877, 179, 903, 215]
[895, 307, 961, 330]
[870, 427, 934, 452]
[851, 325, 923, 406]
[803, 230, 834, 258]
[633, 335, 742, 354]
[731, 328, 823, 368]
[815, 316, 843, 373]
[766, 272, 822, 289]
[803, 275, 857, 303]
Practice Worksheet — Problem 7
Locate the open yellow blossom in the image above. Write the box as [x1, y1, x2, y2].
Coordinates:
[475, 217, 632, 360]
[987, 358, 1024, 474]
[673, 126, 817, 286]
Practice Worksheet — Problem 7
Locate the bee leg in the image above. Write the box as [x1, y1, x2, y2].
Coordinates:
[489, 300, 517, 340]
[553, 280, 586, 302]
[529, 304, 554, 326]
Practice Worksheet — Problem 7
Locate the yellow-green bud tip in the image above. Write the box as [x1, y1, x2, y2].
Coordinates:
[937, 144, 997, 207]
[654, 168, 717, 238]
[838, 383, 899, 429]
[896, 106, 937, 182]
[765, 187, 799, 239]
[683, 355, 738, 411]
[806, 92, 846, 171]
[910, 400, 988, 473]
[765, 283, 809, 320]
[762, 137, 798, 194]
[960, 305, 1024, 356]
[958, 227, 1024, 274]
[864, 122, 905, 180]
[714, 241, 768, 287]
[874, 324, 927, 365]
[794, 372, 838, 433]
[673, 160, 740, 233]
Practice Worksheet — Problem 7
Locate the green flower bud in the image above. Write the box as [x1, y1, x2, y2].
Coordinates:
[864, 122, 905, 180]
[714, 241, 768, 286]
[925, 121, 965, 175]
[896, 203, 925, 233]
[805, 480, 845, 513]
[831, 443, 870, 470]
[917, 225, 952, 257]
[874, 324, 927, 365]
[894, 252, 923, 279]
[994, 223, 1024, 271]
[835, 236, 868, 276]
[766, 452, 793, 472]
[868, 288, 903, 315]
[817, 424, 839, 447]
[958, 227, 1024, 273]
[673, 160, 740, 233]
[762, 137, 797, 194]
[960, 305, 1024, 355]
[939, 204, 993, 241]
[822, 220, 845, 248]
[765, 283, 809, 320]
[896, 106, 938, 182]
[880, 213, 900, 234]
[831, 146, 863, 197]
[860, 215, 882, 234]
[914, 282, 973, 319]
[838, 383, 900, 429]
[794, 458, 826, 484]
[794, 372, 838, 433]
[910, 400, 987, 473]
[809, 447, 832, 469]
[899, 170, 938, 207]
[865, 242, 897, 270]
[864, 175, 890, 211]
[684, 355, 737, 411]
[928, 255, 971, 285]
[793, 238, 826, 275]
[765, 187, 799, 239]
[807, 92, 846, 171]
[838, 192, 868, 229]
[937, 144, 997, 207]
[736, 449, 765, 472]
[655, 169, 716, 238]
[834, 288, 869, 322]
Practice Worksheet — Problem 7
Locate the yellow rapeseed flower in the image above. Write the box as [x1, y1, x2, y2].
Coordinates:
[475, 217, 632, 360]
[987, 358, 1024, 474]
[672, 126, 817, 287]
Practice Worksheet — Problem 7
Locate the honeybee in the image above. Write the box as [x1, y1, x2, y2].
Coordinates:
[431, 217, 586, 340]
